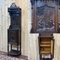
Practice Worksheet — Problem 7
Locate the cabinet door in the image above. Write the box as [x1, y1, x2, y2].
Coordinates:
[30, 0, 59, 33]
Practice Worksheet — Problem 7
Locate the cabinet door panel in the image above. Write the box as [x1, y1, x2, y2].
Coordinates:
[30, 0, 59, 33]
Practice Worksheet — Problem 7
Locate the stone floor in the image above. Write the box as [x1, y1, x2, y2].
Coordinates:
[0, 51, 28, 60]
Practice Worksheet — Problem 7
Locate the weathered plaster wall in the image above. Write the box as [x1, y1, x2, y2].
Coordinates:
[54, 34, 60, 60]
[0, 0, 16, 52]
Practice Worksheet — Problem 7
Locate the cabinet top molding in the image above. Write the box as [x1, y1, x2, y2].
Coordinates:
[30, 0, 60, 6]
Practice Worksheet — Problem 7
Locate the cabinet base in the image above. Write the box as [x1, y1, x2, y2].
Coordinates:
[8, 50, 21, 57]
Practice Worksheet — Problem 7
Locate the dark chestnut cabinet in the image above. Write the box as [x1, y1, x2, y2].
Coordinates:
[8, 3, 21, 56]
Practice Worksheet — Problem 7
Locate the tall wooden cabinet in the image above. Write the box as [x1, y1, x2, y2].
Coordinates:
[30, 0, 59, 60]
[8, 3, 21, 56]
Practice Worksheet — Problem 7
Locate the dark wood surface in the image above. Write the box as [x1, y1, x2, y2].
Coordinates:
[30, 0, 59, 33]
[8, 3, 21, 56]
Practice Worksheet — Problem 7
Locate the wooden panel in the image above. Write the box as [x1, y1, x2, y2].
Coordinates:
[39, 37, 54, 56]
[0, 0, 16, 52]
